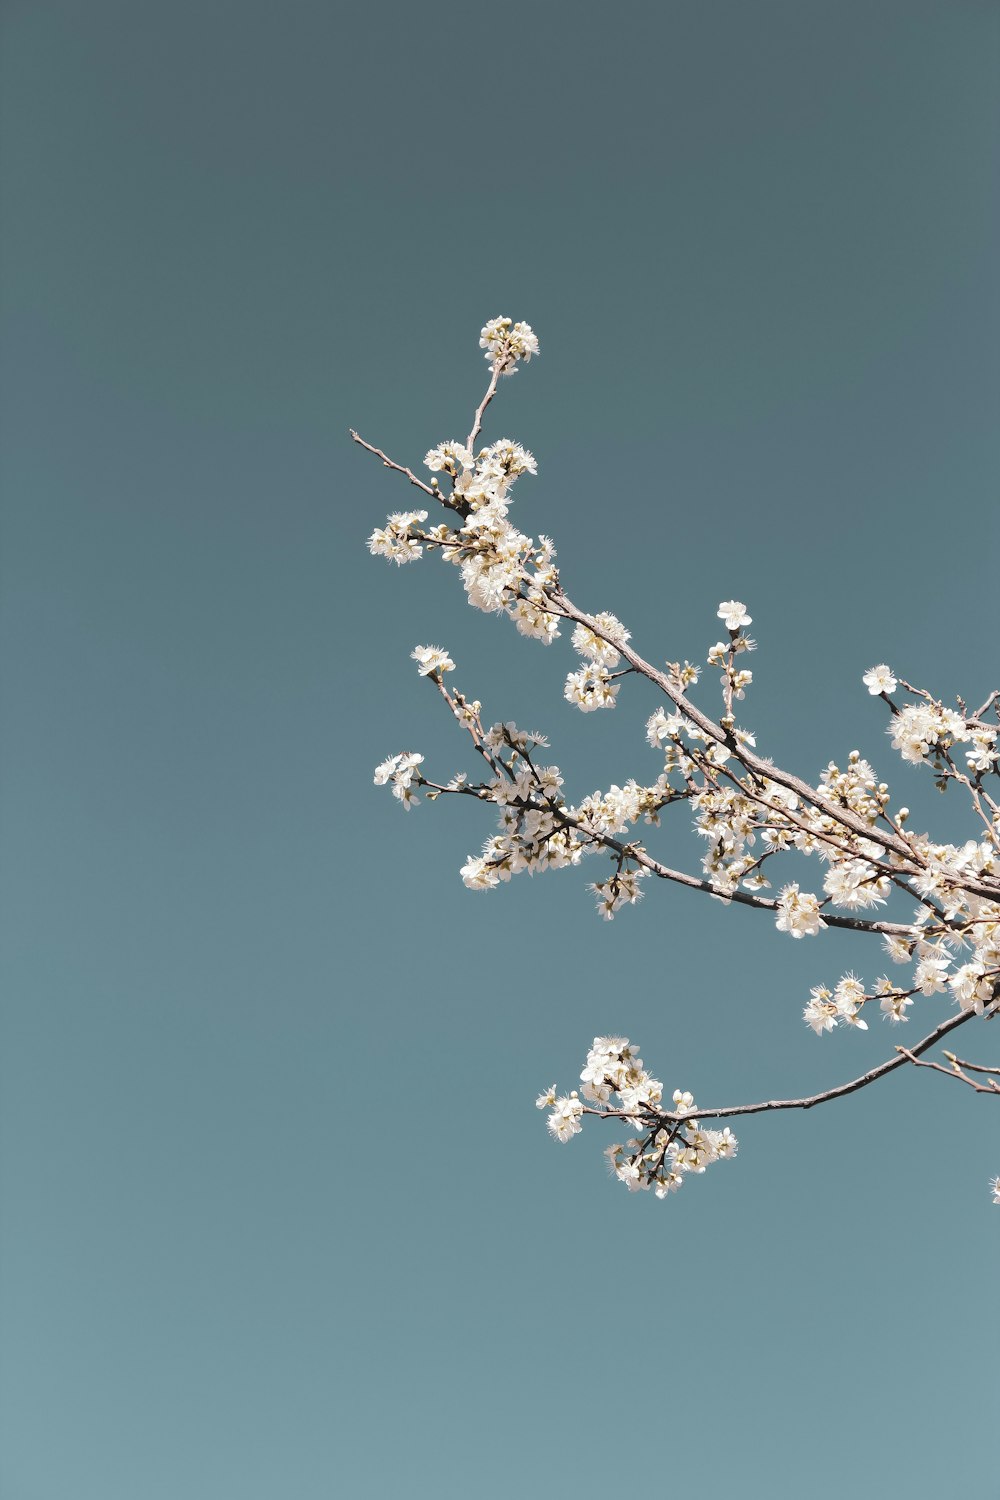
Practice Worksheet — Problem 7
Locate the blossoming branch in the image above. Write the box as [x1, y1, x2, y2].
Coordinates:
[353, 318, 1000, 1206]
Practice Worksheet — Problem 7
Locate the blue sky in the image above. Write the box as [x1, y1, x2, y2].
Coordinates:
[2, 3, 998, 1495]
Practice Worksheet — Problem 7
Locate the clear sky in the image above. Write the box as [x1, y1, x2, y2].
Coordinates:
[1, 3, 998, 1496]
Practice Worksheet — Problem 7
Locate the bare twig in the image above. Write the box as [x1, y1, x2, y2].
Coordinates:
[896, 1045, 1000, 1094]
[944, 1054, 1000, 1076]
[466, 367, 500, 451]
[350, 430, 439, 501]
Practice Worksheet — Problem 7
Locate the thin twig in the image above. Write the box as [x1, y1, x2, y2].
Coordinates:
[466, 367, 500, 451]
[942, 1053, 1000, 1077]
[551, 808, 920, 936]
[896, 1045, 1000, 1094]
[350, 430, 439, 501]
[585, 1008, 979, 1126]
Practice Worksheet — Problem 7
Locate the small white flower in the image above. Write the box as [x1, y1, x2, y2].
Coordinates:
[373, 753, 403, 786]
[424, 441, 473, 475]
[880, 991, 913, 1024]
[863, 664, 897, 695]
[833, 974, 868, 1029]
[616, 1157, 643, 1190]
[883, 934, 914, 965]
[460, 854, 500, 891]
[411, 645, 455, 677]
[717, 600, 751, 631]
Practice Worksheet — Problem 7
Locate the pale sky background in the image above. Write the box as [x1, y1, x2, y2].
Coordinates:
[1, 3, 998, 1497]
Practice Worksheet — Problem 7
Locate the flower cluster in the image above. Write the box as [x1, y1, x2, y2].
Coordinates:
[367, 509, 428, 565]
[538, 1037, 737, 1198]
[571, 613, 630, 667]
[367, 353, 560, 647]
[479, 316, 539, 375]
[803, 975, 871, 1033]
[706, 610, 756, 720]
[373, 751, 424, 809]
[455, 721, 585, 890]
[438, 449, 539, 614]
[889, 700, 998, 771]
[564, 663, 619, 712]
[410, 645, 455, 677]
[776, 883, 826, 939]
[589, 867, 646, 919]
[562, 612, 630, 712]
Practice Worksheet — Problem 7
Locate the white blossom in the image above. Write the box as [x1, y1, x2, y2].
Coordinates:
[833, 974, 868, 1029]
[411, 645, 455, 676]
[373, 751, 424, 810]
[888, 702, 970, 765]
[589, 868, 646, 920]
[966, 729, 999, 773]
[509, 596, 560, 643]
[424, 441, 473, 475]
[717, 600, 752, 630]
[863, 664, 897, 695]
[564, 664, 619, 712]
[775, 884, 825, 939]
[480, 316, 539, 375]
[460, 854, 501, 890]
[949, 962, 991, 1014]
[880, 990, 913, 1023]
[367, 509, 428, 565]
[546, 1093, 584, 1142]
[823, 858, 889, 910]
[571, 612, 630, 667]
[537, 1039, 738, 1198]
[804, 985, 837, 1035]
[479, 438, 537, 477]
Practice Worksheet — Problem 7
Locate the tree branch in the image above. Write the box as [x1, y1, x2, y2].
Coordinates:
[349, 429, 440, 502]
[588, 1007, 980, 1126]
[553, 590, 1000, 904]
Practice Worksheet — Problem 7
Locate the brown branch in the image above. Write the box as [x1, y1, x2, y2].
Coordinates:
[585, 1008, 979, 1126]
[350, 429, 440, 501]
[896, 1045, 1000, 1094]
[354, 425, 1000, 914]
[356, 431, 1000, 918]
[559, 811, 919, 936]
[425, 670, 919, 938]
[466, 367, 500, 451]
[944, 1054, 1000, 1077]
[553, 589, 1000, 905]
